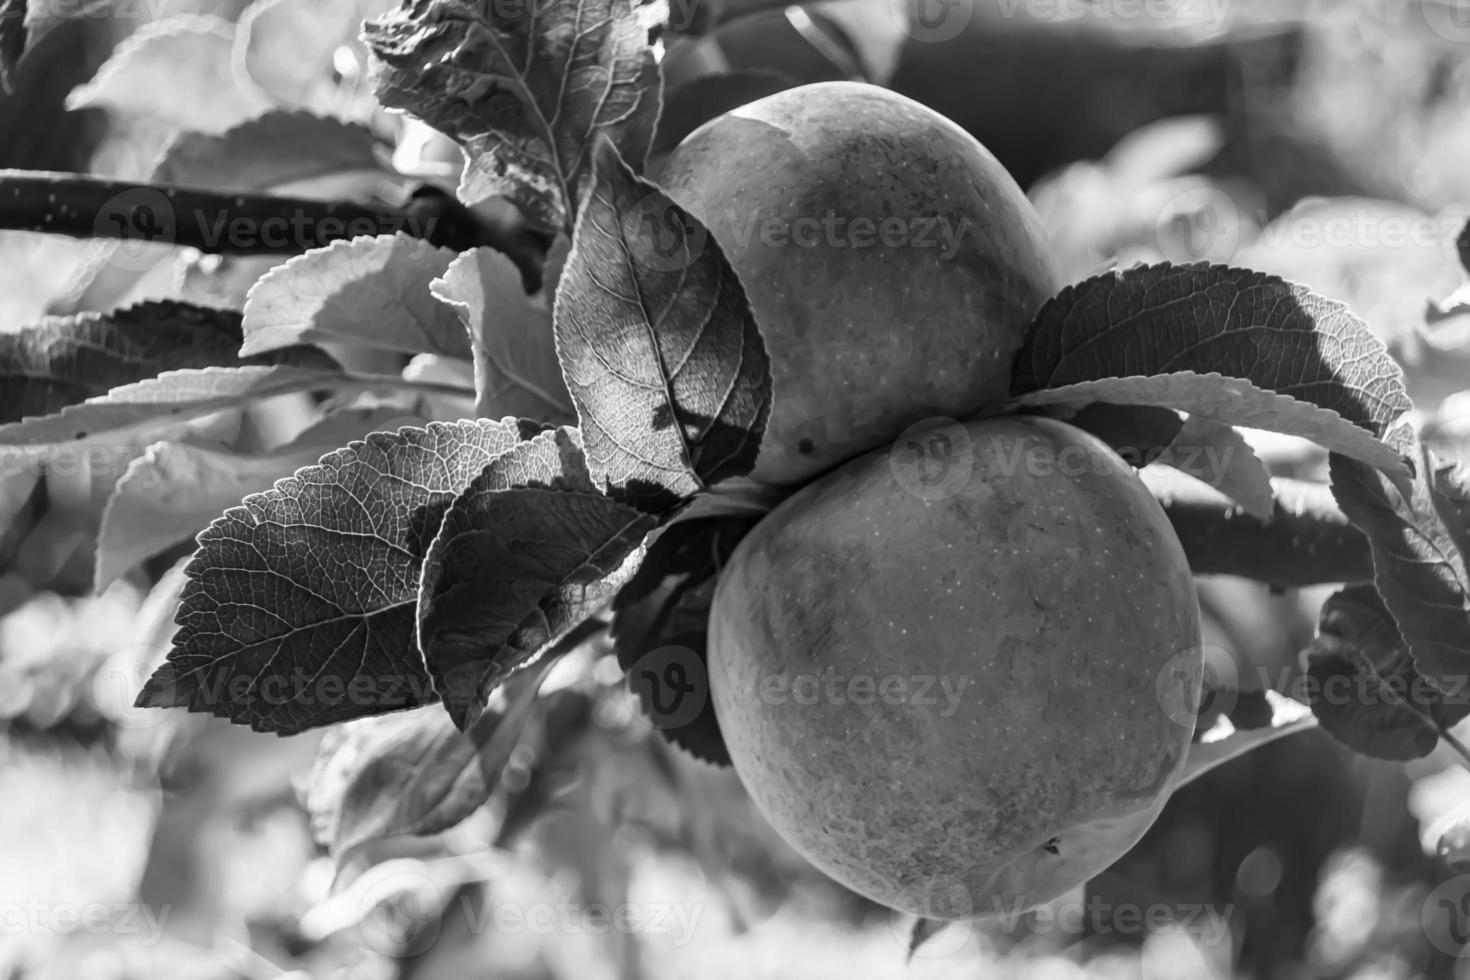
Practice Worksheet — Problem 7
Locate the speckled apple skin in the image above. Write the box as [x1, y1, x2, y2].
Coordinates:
[708, 415, 1202, 918]
[648, 81, 1058, 487]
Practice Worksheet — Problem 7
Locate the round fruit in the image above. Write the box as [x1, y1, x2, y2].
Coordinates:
[649, 81, 1059, 486]
[707, 415, 1202, 918]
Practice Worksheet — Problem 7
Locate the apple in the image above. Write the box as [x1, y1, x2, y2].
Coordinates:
[707, 414, 1203, 917]
[650, 81, 1058, 486]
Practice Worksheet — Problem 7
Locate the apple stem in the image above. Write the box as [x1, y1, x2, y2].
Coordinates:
[1440, 726, 1470, 775]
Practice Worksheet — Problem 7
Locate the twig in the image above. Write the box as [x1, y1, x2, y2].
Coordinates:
[1142, 466, 1373, 588]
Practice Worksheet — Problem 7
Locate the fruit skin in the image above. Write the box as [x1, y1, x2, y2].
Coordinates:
[649, 81, 1059, 486]
[707, 415, 1202, 918]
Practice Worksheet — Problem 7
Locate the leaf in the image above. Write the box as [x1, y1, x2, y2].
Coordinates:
[429, 247, 575, 423]
[65, 16, 270, 131]
[1010, 264, 1414, 442]
[135, 418, 544, 734]
[94, 406, 411, 591]
[242, 235, 469, 359]
[610, 512, 757, 765]
[1166, 416, 1274, 521]
[151, 112, 387, 192]
[0, 365, 368, 447]
[307, 659, 549, 860]
[1175, 690, 1317, 790]
[1303, 585, 1470, 761]
[364, 0, 661, 232]
[907, 918, 948, 962]
[0, 301, 286, 425]
[308, 706, 488, 857]
[1011, 372, 1408, 484]
[418, 427, 655, 729]
[1331, 425, 1470, 690]
[650, 69, 795, 155]
[554, 140, 772, 512]
[237, 0, 394, 114]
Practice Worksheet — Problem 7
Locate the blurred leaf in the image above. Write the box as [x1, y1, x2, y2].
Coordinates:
[1435, 808, 1470, 872]
[237, 0, 393, 114]
[1167, 415, 1274, 520]
[1176, 690, 1317, 789]
[1331, 425, 1470, 695]
[611, 513, 757, 765]
[419, 427, 654, 729]
[94, 406, 409, 591]
[65, 16, 270, 131]
[308, 661, 548, 860]
[555, 140, 771, 512]
[242, 234, 468, 359]
[650, 69, 795, 154]
[151, 112, 388, 192]
[429, 246, 574, 423]
[0, 0, 26, 95]
[1010, 263, 1415, 441]
[136, 418, 545, 734]
[0, 302, 276, 425]
[1303, 584, 1470, 760]
[907, 917, 948, 961]
[364, 0, 661, 232]
[0, 365, 367, 447]
[1012, 371, 1407, 482]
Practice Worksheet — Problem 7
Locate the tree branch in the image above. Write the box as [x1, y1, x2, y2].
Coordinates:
[1142, 466, 1373, 589]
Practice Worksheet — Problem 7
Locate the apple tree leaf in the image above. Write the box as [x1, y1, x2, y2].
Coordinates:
[1010, 372, 1407, 484]
[1302, 585, 1470, 761]
[1057, 403, 1183, 466]
[0, 301, 319, 425]
[0, 365, 370, 447]
[242, 235, 469, 359]
[554, 140, 772, 512]
[1175, 690, 1317, 790]
[1010, 263, 1414, 446]
[307, 658, 549, 860]
[94, 406, 411, 591]
[1330, 425, 1470, 692]
[418, 426, 655, 729]
[65, 16, 270, 131]
[1166, 415, 1274, 521]
[364, 0, 661, 233]
[151, 111, 387, 191]
[429, 246, 575, 424]
[134, 417, 546, 734]
[610, 513, 758, 766]
[237, 0, 394, 115]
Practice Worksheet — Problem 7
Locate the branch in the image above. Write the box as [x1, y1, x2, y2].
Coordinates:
[1141, 466, 1373, 589]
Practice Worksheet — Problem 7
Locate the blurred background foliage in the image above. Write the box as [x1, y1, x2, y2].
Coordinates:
[4, 0, 1470, 978]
